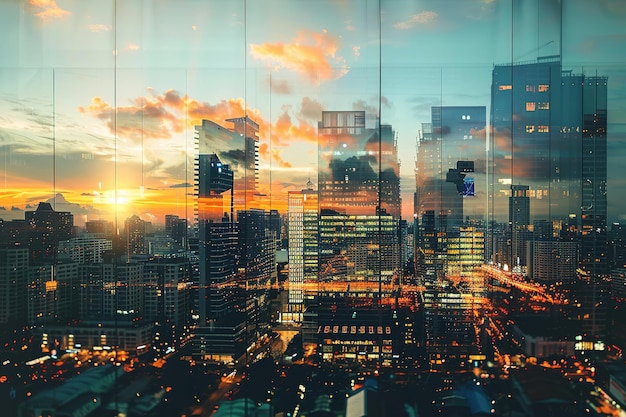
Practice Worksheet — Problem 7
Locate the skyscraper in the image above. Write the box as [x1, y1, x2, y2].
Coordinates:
[165, 214, 188, 249]
[194, 116, 261, 362]
[0, 245, 29, 326]
[490, 56, 607, 230]
[491, 57, 609, 337]
[580, 76, 609, 277]
[26, 202, 74, 264]
[124, 214, 147, 256]
[316, 111, 402, 295]
[287, 180, 318, 323]
[509, 184, 531, 270]
[415, 106, 486, 230]
[318, 111, 400, 217]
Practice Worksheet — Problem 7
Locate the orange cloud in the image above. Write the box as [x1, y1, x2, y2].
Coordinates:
[79, 90, 323, 160]
[273, 110, 318, 145]
[250, 30, 348, 83]
[259, 142, 269, 159]
[29, 0, 70, 21]
[79, 92, 258, 141]
[259, 137, 294, 168]
[272, 149, 292, 168]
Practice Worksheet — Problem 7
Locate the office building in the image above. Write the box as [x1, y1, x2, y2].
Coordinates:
[0, 245, 29, 326]
[237, 208, 276, 285]
[286, 181, 318, 324]
[491, 56, 607, 239]
[422, 282, 482, 369]
[415, 106, 486, 230]
[580, 76, 609, 277]
[446, 226, 485, 282]
[80, 254, 143, 320]
[57, 236, 113, 264]
[509, 184, 531, 270]
[527, 240, 577, 283]
[318, 111, 400, 218]
[491, 56, 608, 337]
[318, 213, 400, 288]
[28, 262, 79, 325]
[85, 219, 114, 239]
[316, 111, 402, 290]
[124, 215, 148, 256]
[194, 116, 262, 362]
[26, 202, 75, 264]
[143, 256, 192, 353]
[165, 214, 188, 249]
[196, 117, 259, 220]
[309, 301, 408, 366]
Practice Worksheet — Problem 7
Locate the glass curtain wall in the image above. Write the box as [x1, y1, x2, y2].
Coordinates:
[2, 0, 626, 415]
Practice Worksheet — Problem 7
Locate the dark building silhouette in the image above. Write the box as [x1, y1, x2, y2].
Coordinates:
[194, 116, 264, 363]
[491, 56, 608, 337]
[415, 106, 486, 231]
[26, 202, 74, 264]
[165, 214, 188, 249]
[124, 215, 148, 256]
[318, 111, 400, 218]
[509, 184, 531, 270]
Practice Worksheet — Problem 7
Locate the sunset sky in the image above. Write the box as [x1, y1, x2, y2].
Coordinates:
[1, 0, 626, 226]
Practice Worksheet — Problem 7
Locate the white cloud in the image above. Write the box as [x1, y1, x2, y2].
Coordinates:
[394, 11, 438, 30]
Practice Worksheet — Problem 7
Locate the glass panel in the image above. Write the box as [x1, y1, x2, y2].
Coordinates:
[2, 0, 626, 414]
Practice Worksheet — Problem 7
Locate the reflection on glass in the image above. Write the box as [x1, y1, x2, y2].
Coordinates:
[1, 0, 626, 415]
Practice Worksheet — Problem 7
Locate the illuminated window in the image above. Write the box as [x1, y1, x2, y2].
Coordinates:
[526, 102, 536, 111]
[538, 102, 550, 110]
[538, 84, 549, 92]
[526, 84, 536, 92]
[526, 125, 535, 133]
[538, 125, 549, 133]
[499, 85, 512, 90]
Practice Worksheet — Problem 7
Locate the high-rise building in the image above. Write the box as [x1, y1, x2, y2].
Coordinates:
[80, 253, 143, 320]
[317, 111, 402, 294]
[580, 76, 609, 278]
[124, 215, 148, 256]
[195, 117, 259, 221]
[491, 56, 609, 337]
[26, 202, 74, 264]
[28, 262, 79, 325]
[287, 181, 318, 323]
[57, 236, 113, 264]
[85, 219, 114, 239]
[527, 240, 577, 283]
[194, 116, 261, 362]
[318, 213, 400, 288]
[237, 209, 275, 284]
[415, 106, 486, 230]
[509, 185, 531, 270]
[422, 282, 482, 369]
[446, 226, 485, 281]
[165, 214, 188, 249]
[0, 245, 29, 326]
[490, 57, 607, 231]
[143, 256, 191, 353]
[318, 111, 400, 217]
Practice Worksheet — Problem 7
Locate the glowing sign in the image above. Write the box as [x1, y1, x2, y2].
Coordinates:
[463, 178, 475, 197]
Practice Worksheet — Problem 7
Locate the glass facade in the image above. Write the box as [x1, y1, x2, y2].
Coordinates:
[2, 0, 626, 415]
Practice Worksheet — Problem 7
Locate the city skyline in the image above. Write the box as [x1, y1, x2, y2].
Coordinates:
[4, 2, 626, 416]
[2, 0, 626, 226]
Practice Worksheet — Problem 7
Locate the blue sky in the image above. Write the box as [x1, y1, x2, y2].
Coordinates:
[1, 0, 625, 225]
